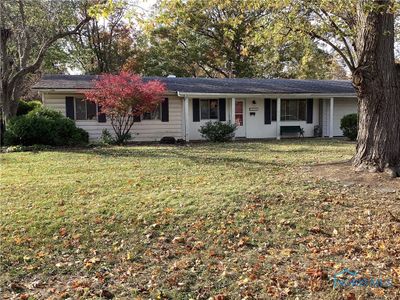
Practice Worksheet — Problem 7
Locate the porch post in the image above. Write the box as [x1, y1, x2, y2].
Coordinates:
[329, 97, 334, 138]
[231, 98, 235, 123]
[276, 98, 281, 140]
[184, 97, 190, 141]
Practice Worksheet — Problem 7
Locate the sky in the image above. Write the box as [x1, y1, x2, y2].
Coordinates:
[135, 0, 157, 16]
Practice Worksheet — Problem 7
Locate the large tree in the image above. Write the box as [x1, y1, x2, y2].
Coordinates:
[67, 1, 136, 74]
[129, 0, 340, 79]
[277, 0, 400, 176]
[0, 0, 97, 120]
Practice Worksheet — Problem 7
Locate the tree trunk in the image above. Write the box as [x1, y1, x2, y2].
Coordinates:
[1, 82, 19, 122]
[352, 0, 400, 176]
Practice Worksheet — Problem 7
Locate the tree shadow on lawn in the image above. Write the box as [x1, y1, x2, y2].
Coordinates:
[93, 147, 284, 169]
[44, 146, 285, 169]
[22, 138, 355, 169]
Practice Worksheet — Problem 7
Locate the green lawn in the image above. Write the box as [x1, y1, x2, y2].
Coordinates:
[1, 140, 399, 299]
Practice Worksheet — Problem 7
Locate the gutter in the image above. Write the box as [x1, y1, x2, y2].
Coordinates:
[33, 88, 355, 99]
[34, 88, 178, 97]
[177, 91, 356, 99]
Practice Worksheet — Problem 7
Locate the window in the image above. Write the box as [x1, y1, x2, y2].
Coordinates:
[75, 98, 97, 120]
[200, 99, 219, 120]
[235, 101, 243, 126]
[281, 99, 306, 121]
[142, 105, 161, 120]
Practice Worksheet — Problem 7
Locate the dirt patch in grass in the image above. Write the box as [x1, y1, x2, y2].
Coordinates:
[309, 161, 400, 193]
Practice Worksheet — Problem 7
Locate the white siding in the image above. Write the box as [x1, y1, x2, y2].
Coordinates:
[188, 98, 320, 140]
[333, 98, 358, 136]
[321, 98, 357, 137]
[43, 92, 184, 141]
[188, 98, 230, 140]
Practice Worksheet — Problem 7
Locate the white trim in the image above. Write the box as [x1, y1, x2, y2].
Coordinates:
[37, 89, 356, 100]
[276, 98, 281, 140]
[184, 97, 189, 141]
[329, 97, 334, 138]
[231, 97, 235, 124]
[177, 91, 356, 99]
[35, 88, 177, 96]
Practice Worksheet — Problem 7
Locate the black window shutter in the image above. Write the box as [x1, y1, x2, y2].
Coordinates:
[97, 104, 106, 123]
[133, 115, 141, 122]
[161, 98, 169, 122]
[193, 98, 200, 122]
[271, 99, 277, 121]
[306, 99, 313, 124]
[65, 97, 75, 119]
[219, 98, 226, 121]
[264, 98, 271, 124]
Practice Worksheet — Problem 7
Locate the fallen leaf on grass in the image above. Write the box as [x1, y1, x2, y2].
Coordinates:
[100, 289, 115, 299]
[237, 237, 249, 247]
[19, 294, 30, 300]
[59, 227, 67, 237]
[345, 292, 356, 300]
[306, 268, 328, 279]
[84, 257, 100, 268]
[172, 236, 185, 244]
[371, 288, 385, 297]
[281, 248, 294, 257]
[10, 282, 25, 292]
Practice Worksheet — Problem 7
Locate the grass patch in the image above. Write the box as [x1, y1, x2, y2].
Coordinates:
[1, 139, 399, 299]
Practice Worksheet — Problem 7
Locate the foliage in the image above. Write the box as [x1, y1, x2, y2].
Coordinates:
[16, 100, 42, 116]
[84, 72, 166, 144]
[0, 0, 92, 118]
[271, 0, 399, 73]
[2, 140, 399, 299]
[129, 0, 340, 78]
[4, 107, 88, 146]
[100, 129, 116, 145]
[69, 1, 137, 74]
[199, 121, 237, 142]
[101, 128, 131, 145]
[340, 113, 358, 141]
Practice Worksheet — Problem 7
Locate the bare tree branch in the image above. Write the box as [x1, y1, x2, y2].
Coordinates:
[308, 31, 355, 72]
[9, 15, 91, 90]
[319, 8, 356, 69]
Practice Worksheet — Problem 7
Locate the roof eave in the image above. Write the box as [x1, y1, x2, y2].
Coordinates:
[33, 88, 356, 99]
[176, 91, 356, 98]
[34, 88, 178, 96]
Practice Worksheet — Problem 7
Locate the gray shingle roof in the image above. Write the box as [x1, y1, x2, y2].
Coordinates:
[33, 74, 355, 94]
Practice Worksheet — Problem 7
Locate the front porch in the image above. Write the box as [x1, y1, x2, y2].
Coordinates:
[179, 94, 357, 141]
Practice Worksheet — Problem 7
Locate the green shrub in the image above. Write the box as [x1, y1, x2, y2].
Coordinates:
[4, 107, 89, 146]
[199, 121, 237, 142]
[340, 113, 358, 141]
[17, 100, 42, 116]
[100, 129, 115, 145]
[114, 132, 131, 145]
